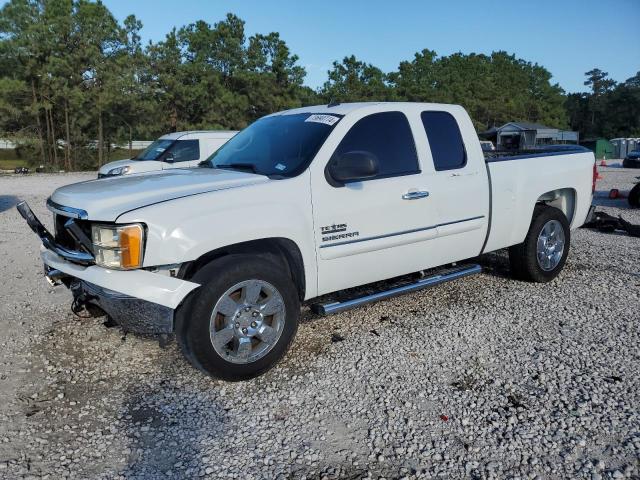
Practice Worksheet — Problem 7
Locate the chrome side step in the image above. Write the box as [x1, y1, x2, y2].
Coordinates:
[311, 264, 482, 316]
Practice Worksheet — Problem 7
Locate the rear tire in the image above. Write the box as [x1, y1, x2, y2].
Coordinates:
[176, 255, 299, 381]
[509, 205, 570, 282]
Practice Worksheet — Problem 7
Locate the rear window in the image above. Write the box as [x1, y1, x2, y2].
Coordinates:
[421, 111, 467, 171]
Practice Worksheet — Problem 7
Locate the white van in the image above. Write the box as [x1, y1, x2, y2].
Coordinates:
[98, 131, 237, 178]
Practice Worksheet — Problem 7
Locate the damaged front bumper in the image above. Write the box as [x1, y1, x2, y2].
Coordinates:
[18, 201, 200, 334]
[69, 278, 175, 334]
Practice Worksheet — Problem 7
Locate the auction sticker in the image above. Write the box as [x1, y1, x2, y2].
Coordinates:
[305, 114, 340, 126]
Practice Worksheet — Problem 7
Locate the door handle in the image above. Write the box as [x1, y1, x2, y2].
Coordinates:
[402, 190, 429, 200]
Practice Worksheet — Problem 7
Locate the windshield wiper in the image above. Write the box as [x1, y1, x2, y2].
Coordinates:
[216, 163, 259, 174]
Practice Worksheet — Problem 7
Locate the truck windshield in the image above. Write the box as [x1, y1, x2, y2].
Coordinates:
[204, 113, 342, 177]
[134, 139, 175, 161]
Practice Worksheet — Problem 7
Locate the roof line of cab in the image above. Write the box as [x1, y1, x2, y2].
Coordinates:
[270, 101, 464, 118]
[160, 130, 239, 140]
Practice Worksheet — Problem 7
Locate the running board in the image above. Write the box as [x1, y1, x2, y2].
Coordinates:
[311, 264, 482, 316]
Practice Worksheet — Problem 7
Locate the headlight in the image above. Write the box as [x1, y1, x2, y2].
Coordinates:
[107, 166, 131, 176]
[91, 223, 144, 269]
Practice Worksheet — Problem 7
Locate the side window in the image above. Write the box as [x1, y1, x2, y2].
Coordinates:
[420, 111, 467, 171]
[168, 140, 200, 162]
[333, 111, 419, 180]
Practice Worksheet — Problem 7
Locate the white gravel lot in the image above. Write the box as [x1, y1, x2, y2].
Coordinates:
[0, 164, 638, 480]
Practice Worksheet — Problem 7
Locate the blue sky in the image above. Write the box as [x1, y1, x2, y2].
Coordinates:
[42, 1, 640, 92]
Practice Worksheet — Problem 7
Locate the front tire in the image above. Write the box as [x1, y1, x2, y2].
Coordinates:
[508, 205, 570, 282]
[177, 255, 299, 381]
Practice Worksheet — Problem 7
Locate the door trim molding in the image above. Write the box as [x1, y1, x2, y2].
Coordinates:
[320, 215, 485, 248]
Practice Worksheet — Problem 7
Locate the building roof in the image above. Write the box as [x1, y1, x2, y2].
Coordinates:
[501, 121, 552, 131]
[480, 122, 555, 138]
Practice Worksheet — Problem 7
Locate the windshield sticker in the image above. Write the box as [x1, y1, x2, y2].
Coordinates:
[305, 114, 340, 126]
[275, 163, 286, 171]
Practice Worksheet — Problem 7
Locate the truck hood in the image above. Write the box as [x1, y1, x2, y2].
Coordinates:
[50, 168, 269, 221]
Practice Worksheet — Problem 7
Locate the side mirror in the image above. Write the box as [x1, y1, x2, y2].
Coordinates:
[327, 151, 379, 186]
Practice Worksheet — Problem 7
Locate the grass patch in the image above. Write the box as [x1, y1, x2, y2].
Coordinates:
[106, 149, 143, 162]
[0, 158, 28, 170]
[0, 148, 143, 171]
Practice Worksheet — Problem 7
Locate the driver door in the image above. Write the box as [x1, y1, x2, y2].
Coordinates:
[310, 109, 441, 295]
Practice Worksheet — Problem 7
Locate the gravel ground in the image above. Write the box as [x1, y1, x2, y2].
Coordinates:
[0, 164, 638, 480]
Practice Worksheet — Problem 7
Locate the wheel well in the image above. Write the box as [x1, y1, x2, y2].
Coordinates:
[179, 238, 306, 300]
[536, 188, 577, 225]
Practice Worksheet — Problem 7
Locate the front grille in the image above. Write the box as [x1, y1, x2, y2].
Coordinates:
[54, 214, 93, 252]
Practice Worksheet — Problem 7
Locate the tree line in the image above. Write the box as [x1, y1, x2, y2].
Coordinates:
[566, 68, 640, 140]
[0, 0, 638, 170]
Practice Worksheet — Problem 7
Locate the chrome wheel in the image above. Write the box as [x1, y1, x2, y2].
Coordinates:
[536, 219, 565, 271]
[209, 279, 286, 364]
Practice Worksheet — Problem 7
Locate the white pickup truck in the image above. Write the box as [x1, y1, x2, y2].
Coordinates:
[97, 130, 237, 178]
[18, 102, 596, 381]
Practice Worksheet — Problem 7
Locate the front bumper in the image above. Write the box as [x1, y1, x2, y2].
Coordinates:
[70, 279, 174, 334]
[41, 247, 198, 309]
[17, 201, 200, 334]
[41, 247, 199, 334]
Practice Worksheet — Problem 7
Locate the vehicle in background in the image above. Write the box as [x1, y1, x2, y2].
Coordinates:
[629, 181, 640, 208]
[19, 102, 596, 381]
[480, 140, 495, 152]
[623, 150, 640, 168]
[98, 131, 237, 178]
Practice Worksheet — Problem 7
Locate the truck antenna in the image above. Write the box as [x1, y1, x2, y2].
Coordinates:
[328, 99, 340, 108]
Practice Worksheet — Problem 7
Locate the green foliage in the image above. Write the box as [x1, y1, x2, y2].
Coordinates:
[0, 1, 635, 171]
[0, 158, 28, 169]
[325, 50, 568, 130]
[567, 71, 640, 139]
[321, 55, 392, 102]
[0, 3, 312, 169]
[107, 148, 142, 162]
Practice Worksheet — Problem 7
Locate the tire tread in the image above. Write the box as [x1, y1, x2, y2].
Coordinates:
[175, 254, 299, 381]
[508, 205, 570, 283]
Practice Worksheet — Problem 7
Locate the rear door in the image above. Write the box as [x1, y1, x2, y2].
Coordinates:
[418, 110, 489, 262]
[310, 108, 442, 295]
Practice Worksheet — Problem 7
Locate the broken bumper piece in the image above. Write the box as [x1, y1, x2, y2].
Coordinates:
[70, 280, 174, 334]
[40, 247, 200, 334]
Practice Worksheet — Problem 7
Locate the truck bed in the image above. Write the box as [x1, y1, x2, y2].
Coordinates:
[482, 145, 595, 254]
[484, 145, 590, 162]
